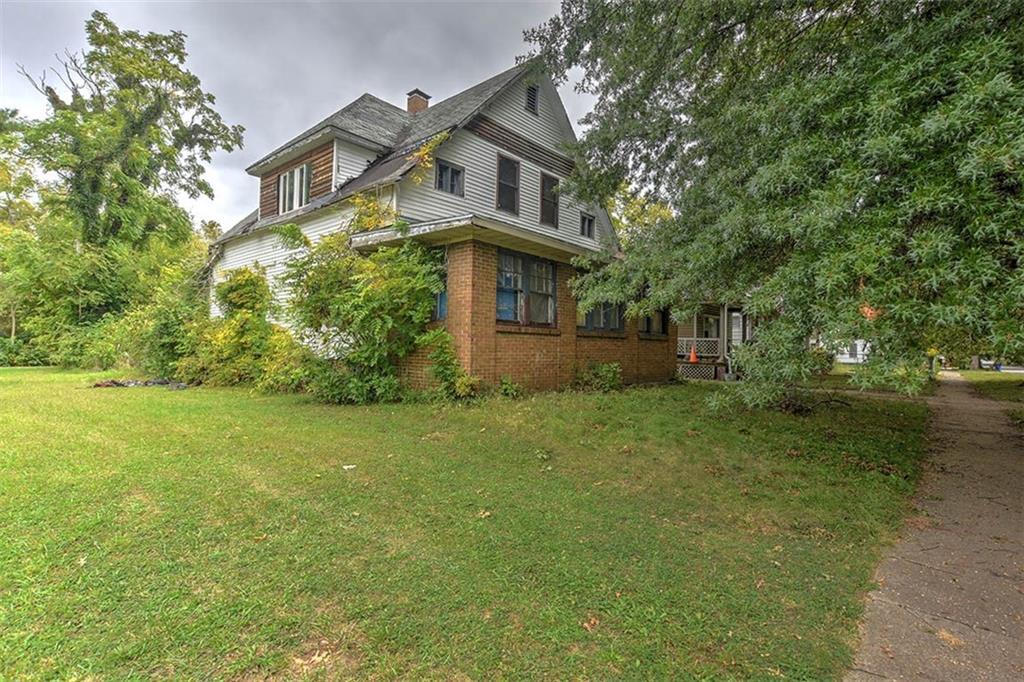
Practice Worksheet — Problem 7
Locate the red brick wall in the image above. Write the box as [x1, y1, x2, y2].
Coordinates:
[398, 240, 678, 391]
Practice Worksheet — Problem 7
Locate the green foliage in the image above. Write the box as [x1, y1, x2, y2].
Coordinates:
[0, 12, 242, 368]
[574, 361, 623, 392]
[419, 327, 482, 401]
[177, 266, 300, 388]
[214, 265, 272, 318]
[0, 337, 46, 366]
[281, 233, 445, 403]
[19, 11, 243, 248]
[530, 1, 1024, 406]
[498, 375, 525, 399]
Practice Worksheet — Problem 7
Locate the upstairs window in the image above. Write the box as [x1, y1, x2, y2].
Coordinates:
[278, 163, 311, 214]
[497, 249, 556, 325]
[580, 212, 596, 238]
[540, 174, 559, 227]
[525, 84, 539, 115]
[640, 309, 669, 335]
[435, 159, 464, 196]
[578, 303, 623, 332]
[496, 155, 520, 214]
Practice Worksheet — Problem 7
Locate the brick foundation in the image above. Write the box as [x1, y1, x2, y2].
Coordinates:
[398, 240, 677, 391]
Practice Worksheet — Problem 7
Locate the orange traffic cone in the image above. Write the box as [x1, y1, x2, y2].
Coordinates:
[689, 344, 698, 364]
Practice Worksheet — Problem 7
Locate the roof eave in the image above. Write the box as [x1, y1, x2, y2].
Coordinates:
[245, 126, 389, 176]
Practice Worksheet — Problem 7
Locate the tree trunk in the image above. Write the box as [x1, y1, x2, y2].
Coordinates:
[9, 306, 14, 341]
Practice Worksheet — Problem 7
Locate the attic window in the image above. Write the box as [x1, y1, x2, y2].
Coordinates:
[525, 84, 539, 115]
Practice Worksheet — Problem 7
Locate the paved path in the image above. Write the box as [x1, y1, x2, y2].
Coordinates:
[847, 372, 1023, 681]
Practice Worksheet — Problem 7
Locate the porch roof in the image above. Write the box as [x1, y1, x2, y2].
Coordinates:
[349, 213, 597, 263]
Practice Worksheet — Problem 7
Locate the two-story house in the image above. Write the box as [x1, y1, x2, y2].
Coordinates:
[210, 63, 679, 390]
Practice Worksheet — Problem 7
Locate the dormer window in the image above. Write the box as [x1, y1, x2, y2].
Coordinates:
[278, 163, 311, 214]
[525, 84, 539, 115]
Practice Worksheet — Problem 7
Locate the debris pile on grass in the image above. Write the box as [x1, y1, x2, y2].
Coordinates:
[92, 378, 187, 390]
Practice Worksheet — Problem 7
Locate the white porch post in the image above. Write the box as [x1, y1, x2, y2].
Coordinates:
[718, 303, 728, 362]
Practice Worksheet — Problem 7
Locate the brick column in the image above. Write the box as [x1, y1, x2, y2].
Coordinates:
[557, 261, 578, 386]
[468, 242, 498, 382]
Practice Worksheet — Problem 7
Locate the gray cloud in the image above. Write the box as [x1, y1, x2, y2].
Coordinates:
[0, 0, 591, 229]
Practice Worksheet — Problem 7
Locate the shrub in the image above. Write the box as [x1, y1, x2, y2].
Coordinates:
[281, 235, 445, 404]
[254, 327, 313, 393]
[575, 362, 623, 392]
[498, 375, 524, 399]
[177, 266, 279, 386]
[421, 328, 482, 401]
[214, 265, 272, 318]
[0, 337, 47, 366]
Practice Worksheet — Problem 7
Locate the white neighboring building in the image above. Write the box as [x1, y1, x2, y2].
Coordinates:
[835, 339, 870, 364]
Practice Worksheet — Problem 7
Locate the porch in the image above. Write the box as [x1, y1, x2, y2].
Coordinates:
[676, 303, 753, 380]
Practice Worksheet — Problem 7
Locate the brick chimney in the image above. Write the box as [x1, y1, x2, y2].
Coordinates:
[406, 88, 430, 114]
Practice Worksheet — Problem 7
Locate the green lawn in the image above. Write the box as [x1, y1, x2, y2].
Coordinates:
[803, 363, 938, 396]
[959, 369, 1024, 403]
[0, 368, 928, 679]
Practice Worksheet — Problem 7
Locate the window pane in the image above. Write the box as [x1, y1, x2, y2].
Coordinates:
[529, 293, 553, 324]
[497, 253, 521, 289]
[498, 184, 517, 212]
[529, 260, 553, 295]
[497, 289, 519, 321]
[498, 157, 518, 186]
[434, 290, 447, 320]
[453, 167, 463, 194]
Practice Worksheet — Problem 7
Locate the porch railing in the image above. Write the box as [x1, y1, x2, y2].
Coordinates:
[677, 337, 723, 359]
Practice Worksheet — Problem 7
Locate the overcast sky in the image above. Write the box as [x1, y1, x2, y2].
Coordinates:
[0, 0, 590, 229]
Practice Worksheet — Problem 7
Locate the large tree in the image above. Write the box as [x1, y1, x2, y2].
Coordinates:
[528, 1, 1023, 404]
[1, 11, 243, 354]
[19, 10, 243, 248]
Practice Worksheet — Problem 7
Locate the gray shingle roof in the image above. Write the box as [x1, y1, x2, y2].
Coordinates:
[223, 62, 532, 246]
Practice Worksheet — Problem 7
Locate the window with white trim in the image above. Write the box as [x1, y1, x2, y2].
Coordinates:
[278, 163, 311, 214]
[580, 212, 596, 238]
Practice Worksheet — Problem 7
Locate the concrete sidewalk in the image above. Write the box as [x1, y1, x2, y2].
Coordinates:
[847, 372, 1023, 680]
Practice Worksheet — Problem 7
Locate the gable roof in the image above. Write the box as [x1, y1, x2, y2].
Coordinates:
[246, 63, 530, 177]
[219, 62, 562, 246]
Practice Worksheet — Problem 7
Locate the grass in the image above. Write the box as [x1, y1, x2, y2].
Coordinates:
[959, 369, 1024, 403]
[0, 368, 929, 679]
[803, 363, 938, 397]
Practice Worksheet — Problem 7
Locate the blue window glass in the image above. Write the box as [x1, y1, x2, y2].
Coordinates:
[434, 290, 447, 320]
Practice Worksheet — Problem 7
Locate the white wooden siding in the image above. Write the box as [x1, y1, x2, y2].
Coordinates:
[211, 190, 396, 316]
[397, 129, 612, 249]
[334, 139, 377, 189]
[485, 76, 575, 155]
